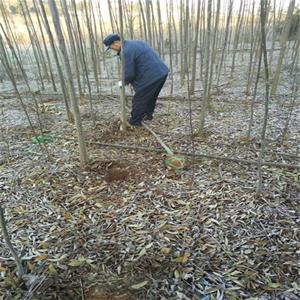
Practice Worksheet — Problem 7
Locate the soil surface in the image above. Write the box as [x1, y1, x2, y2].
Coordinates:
[0, 54, 299, 299]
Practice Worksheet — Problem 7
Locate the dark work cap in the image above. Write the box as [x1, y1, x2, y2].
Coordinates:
[103, 33, 120, 50]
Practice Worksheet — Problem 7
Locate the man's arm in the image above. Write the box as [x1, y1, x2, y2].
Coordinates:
[124, 50, 136, 85]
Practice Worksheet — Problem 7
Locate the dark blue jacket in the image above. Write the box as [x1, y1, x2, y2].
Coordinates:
[122, 40, 169, 92]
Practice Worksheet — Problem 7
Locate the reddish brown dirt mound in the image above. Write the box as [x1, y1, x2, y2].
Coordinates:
[104, 166, 130, 182]
[88, 160, 132, 182]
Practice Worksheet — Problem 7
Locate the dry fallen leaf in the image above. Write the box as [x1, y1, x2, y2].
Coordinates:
[130, 281, 148, 290]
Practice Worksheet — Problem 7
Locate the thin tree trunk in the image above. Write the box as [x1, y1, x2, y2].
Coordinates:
[271, 0, 295, 96]
[0, 32, 50, 160]
[199, 0, 212, 133]
[180, 0, 185, 86]
[61, 0, 83, 103]
[0, 34, 37, 136]
[38, 0, 73, 123]
[230, 0, 245, 78]
[0, 206, 26, 278]
[245, 1, 257, 95]
[118, 0, 127, 132]
[138, 0, 148, 41]
[190, 0, 201, 95]
[98, 2, 107, 66]
[90, 0, 102, 91]
[145, 0, 153, 46]
[157, 0, 164, 59]
[198, 0, 205, 82]
[216, 0, 233, 85]
[0, 0, 22, 63]
[257, 0, 271, 194]
[247, 45, 262, 139]
[268, 0, 278, 68]
[48, 0, 88, 168]
[19, 0, 45, 90]
[71, 0, 95, 123]
[84, 0, 99, 94]
[280, 27, 299, 143]
[107, 0, 116, 32]
[23, 0, 49, 83]
[183, 0, 190, 80]
[33, 0, 57, 92]
[207, 0, 220, 98]
[0, 23, 44, 134]
[166, 0, 173, 95]
[171, 2, 178, 65]
[150, 1, 159, 50]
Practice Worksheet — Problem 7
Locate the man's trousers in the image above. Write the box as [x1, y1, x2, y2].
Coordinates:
[129, 75, 167, 125]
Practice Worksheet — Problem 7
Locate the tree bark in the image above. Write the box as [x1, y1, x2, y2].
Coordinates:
[199, 0, 212, 133]
[257, 0, 271, 194]
[118, 0, 127, 132]
[271, 0, 295, 96]
[48, 0, 88, 168]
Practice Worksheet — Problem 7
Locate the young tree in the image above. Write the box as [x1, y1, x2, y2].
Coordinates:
[216, 0, 233, 85]
[271, 0, 295, 96]
[145, 0, 153, 46]
[257, 0, 271, 194]
[71, 0, 95, 122]
[38, 0, 73, 122]
[48, 0, 88, 168]
[118, 0, 127, 132]
[190, 0, 201, 95]
[166, 0, 174, 95]
[199, 0, 212, 134]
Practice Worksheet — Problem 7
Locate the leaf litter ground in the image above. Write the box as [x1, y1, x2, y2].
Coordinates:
[0, 79, 299, 300]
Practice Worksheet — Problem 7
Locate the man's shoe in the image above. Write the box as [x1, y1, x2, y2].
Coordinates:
[127, 117, 142, 126]
[142, 113, 153, 121]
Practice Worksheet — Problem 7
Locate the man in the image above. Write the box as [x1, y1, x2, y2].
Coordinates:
[103, 34, 169, 126]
